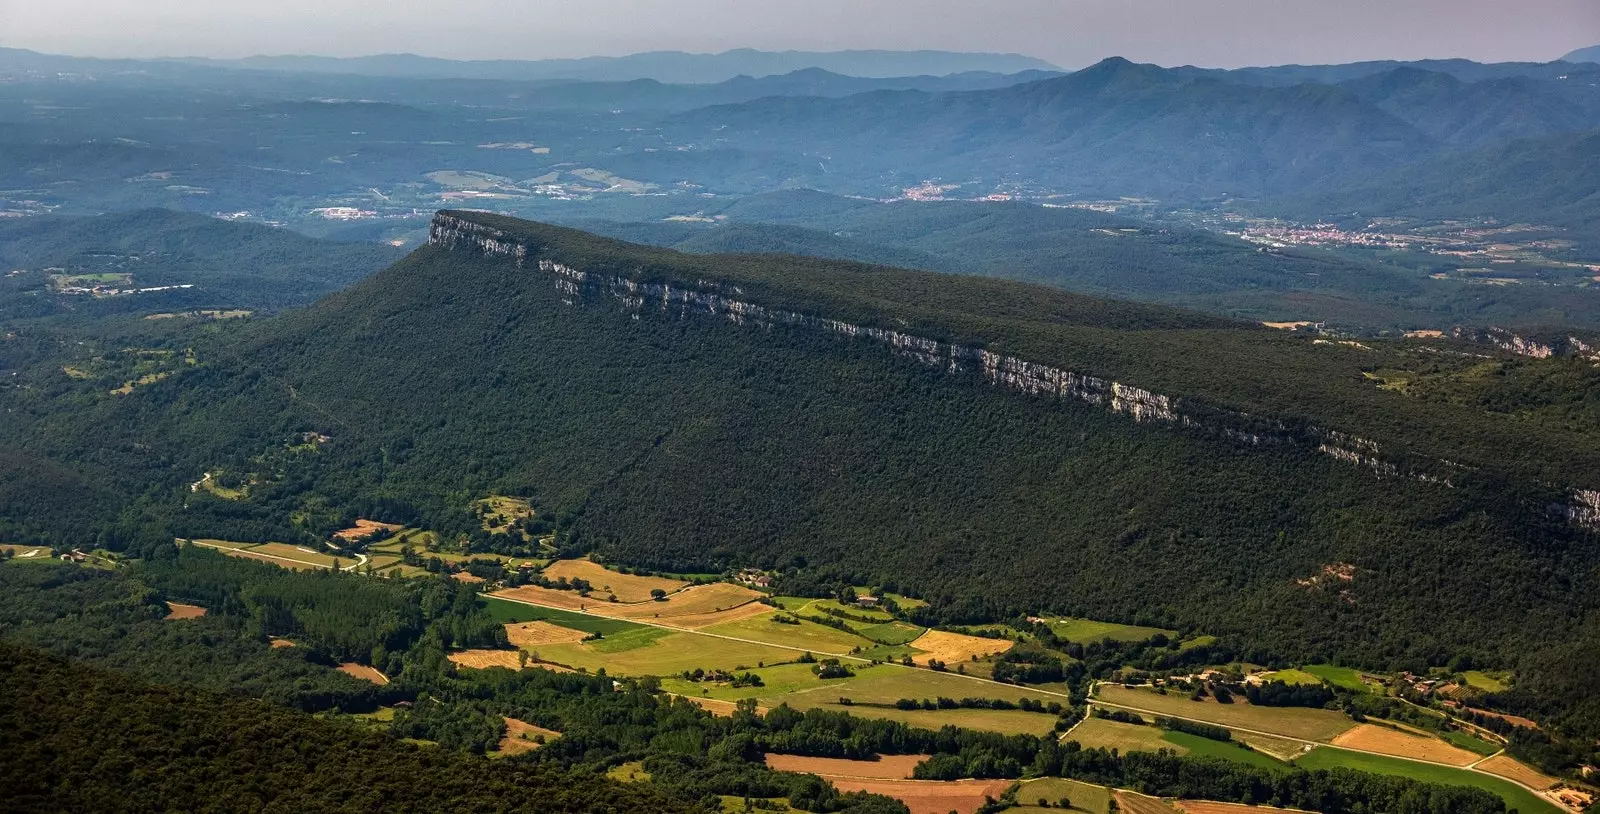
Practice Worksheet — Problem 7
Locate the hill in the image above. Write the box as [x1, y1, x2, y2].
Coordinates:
[1562, 45, 1600, 64]
[4, 213, 1599, 740]
[0, 209, 403, 317]
[169, 48, 1062, 83]
[667, 57, 1437, 199]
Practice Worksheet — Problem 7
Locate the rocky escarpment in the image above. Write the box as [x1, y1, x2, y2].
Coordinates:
[429, 212, 1598, 529]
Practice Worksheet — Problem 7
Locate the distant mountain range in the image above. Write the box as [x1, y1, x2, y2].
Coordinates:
[165, 48, 1062, 84]
[1563, 45, 1600, 64]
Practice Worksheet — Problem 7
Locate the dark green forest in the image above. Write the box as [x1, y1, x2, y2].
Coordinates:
[2, 215, 1598, 743]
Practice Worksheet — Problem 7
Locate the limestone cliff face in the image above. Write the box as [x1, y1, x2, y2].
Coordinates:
[429, 212, 1599, 530]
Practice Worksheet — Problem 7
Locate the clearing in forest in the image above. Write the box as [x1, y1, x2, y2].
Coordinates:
[269, 638, 296, 648]
[1048, 617, 1175, 643]
[333, 520, 402, 541]
[1476, 754, 1559, 790]
[1096, 685, 1355, 742]
[826, 778, 1013, 814]
[495, 718, 560, 756]
[541, 558, 687, 602]
[704, 614, 872, 654]
[1329, 723, 1479, 766]
[505, 620, 589, 647]
[907, 629, 1014, 666]
[163, 602, 206, 620]
[338, 663, 389, 684]
[449, 650, 523, 670]
[763, 754, 930, 780]
[1292, 747, 1560, 814]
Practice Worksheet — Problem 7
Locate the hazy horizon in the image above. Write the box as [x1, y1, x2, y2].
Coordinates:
[0, 0, 1594, 69]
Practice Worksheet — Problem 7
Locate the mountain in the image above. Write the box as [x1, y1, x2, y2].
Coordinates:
[168, 48, 1061, 83]
[1180, 58, 1598, 85]
[565, 191, 1600, 331]
[0, 209, 403, 317]
[668, 57, 1436, 198]
[1292, 129, 1600, 237]
[6, 213, 1600, 743]
[1563, 45, 1600, 64]
[1337, 67, 1600, 147]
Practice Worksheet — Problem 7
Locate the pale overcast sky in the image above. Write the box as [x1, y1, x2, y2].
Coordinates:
[0, 0, 1594, 68]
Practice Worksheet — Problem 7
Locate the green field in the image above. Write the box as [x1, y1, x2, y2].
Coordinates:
[528, 630, 797, 676]
[1013, 778, 1112, 814]
[704, 614, 875, 654]
[480, 596, 643, 635]
[1463, 670, 1509, 692]
[1162, 731, 1288, 770]
[1439, 727, 1503, 757]
[1293, 748, 1560, 814]
[1069, 717, 1174, 753]
[1048, 617, 1174, 643]
[588, 626, 674, 653]
[1097, 685, 1355, 742]
[1259, 668, 1323, 686]
[1301, 664, 1369, 692]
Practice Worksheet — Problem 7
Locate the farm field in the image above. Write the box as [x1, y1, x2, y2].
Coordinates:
[1257, 668, 1322, 686]
[492, 582, 767, 626]
[1069, 717, 1177, 754]
[1301, 664, 1370, 692]
[186, 539, 348, 570]
[480, 596, 643, 635]
[1329, 723, 1479, 766]
[163, 602, 206, 620]
[704, 614, 874, 654]
[1, 544, 52, 560]
[1293, 747, 1561, 814]
[333, 520, 402, 542]
[338, 663, 388, 685]
[1012, 777, 1113, 814]
[494, 718, 559, 757]
[1176, 802, 1300, 814]
[1236, 732, 1314, 761]
[1161, 732, 1287, 770]
[1476, 754, 1560, 790]
[1096, 685, 1355, 742]
[1464, 670, 1510, 692]
[825, 778, 1013, 814]
[1115, 791, 1181, 814]
[448, 650, 524, 670]
[803, 703, 1060, 736]
[763, 753, 929, 780]
[1439, 727, 1503, 757]
[1048, 617, 1175, 643]
[908, 629, 1014, 666]
[541, 558, 687, 602]
[504, 620, 588, 647]
[521, 629, 795, 676]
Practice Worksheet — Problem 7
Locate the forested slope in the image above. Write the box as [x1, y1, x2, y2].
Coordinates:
[2, 213, 1598, 736]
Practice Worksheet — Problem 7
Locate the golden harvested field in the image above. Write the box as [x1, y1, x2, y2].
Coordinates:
[1115, 791, 1181, 814]
[270, 638, 296, 649]
[764, 754, 930, 780]
[496, 718, 560, 756]
[1097, 685, 1355, 742]
[450, 650, 524, 670]
[803, 703, 1060, 737]
[453, 571, 487, 584]
[164, 602, 206, 620]
[1013, 778, 1113, 814]
[338, 663, 389, 685]
[1177, 802, 1302, 814]
[677, 695, 767, 717]
[333, 520, 402, 541]
[542, 558, 687, 602]
[491, 583, 768, 626]
[250, 543, 346, 567]
[1329, 724, 1478, 766]
[221, 549, 322, 571]
[1476, 755, 1559, 790]
[505, 621, 588, 647]
[908, 629, 1015, 666]
[827, 778, 1013, 814]
[1238, 732, 1314, 761]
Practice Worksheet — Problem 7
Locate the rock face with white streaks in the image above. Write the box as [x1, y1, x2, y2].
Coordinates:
[429, 212, 1600, 531]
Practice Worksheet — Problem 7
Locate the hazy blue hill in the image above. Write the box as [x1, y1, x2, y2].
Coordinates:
[1179, 57, 1596, 85]
[1295, 129, 1600, 231]
[1338, 68, 1600, 146]
[1563, 45, 1600, 63]
[172, 48, 1060, 83]
[0, 209, 402, 314]
[670, 57, 1437, 198]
